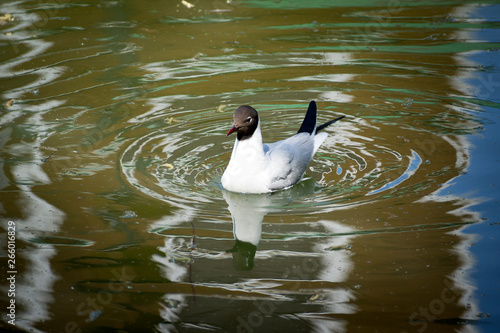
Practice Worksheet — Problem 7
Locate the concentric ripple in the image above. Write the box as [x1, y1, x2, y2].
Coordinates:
[120, 108, 230, 211]
[119, 102, 444, 216]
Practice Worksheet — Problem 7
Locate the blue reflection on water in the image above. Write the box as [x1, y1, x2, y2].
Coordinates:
[367, 150, 422, 195]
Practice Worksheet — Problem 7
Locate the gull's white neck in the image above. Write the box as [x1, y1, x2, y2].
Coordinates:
[222, 122, 269, 193]
[230, 121, 265, 161]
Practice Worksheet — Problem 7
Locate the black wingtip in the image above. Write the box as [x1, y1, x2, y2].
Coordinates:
[316, 115, 345, 133]
[297, 101, 317, 134]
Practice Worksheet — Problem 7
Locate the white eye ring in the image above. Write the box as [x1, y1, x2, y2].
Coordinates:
[246, 117, 252, 122]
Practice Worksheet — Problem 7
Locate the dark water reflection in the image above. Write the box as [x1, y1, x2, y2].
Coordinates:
[1, 0, 499, 332]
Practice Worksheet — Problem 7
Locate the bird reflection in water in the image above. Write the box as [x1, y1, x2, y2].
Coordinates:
[223, 191, 266, 270]
[222, 179, 320, 271]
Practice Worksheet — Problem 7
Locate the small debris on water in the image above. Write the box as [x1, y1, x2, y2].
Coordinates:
[217, 104, 228, 113]
[39, 146, 58, 162]
[402, 98, 413, 108]
[86, 310, 102, 322]
[325, 244, 352, 251]
[120, 210, 138, 219]
[4, 99, 15, 108]
[165, 299, 181, 308]
[181, 0, 195, 9]
[140, 27, 158, 34]
[307, 292, 328, 303]
[39, 146, 58, 152]
[193, 52, 205, 60]
[161, 163, 174, 170]
[0, 13, 14, 25]
[476, 312, 490, 318]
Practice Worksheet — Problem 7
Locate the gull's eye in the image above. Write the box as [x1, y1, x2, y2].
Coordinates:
[246, 117, 252, 123]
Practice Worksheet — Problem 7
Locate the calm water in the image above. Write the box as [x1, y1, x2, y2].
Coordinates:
[1, 0, 499, 332]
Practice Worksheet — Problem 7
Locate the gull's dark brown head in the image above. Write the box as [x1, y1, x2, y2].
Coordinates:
[226, 105, 259, 141]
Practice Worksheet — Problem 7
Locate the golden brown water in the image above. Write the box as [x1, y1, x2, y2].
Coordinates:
[1, 1, 499, 332]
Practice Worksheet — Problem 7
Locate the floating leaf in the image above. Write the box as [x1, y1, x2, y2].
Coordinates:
[0, 13, 14, 25]
[217, 104, 228, 113]
[4, 99, 14, 108]
[182, 0, 195, 9]
[161, 163, 174, 170]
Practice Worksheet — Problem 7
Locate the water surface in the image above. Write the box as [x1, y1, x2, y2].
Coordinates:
[1, 0, 499, 332]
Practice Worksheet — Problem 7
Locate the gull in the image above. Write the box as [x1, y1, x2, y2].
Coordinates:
[221, 101, 344, 193]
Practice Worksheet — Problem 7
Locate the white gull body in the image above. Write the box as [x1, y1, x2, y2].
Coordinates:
[221, 101, 343, 194]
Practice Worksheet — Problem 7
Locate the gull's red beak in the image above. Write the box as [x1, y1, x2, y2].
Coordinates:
[226, 125, 237, 137]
